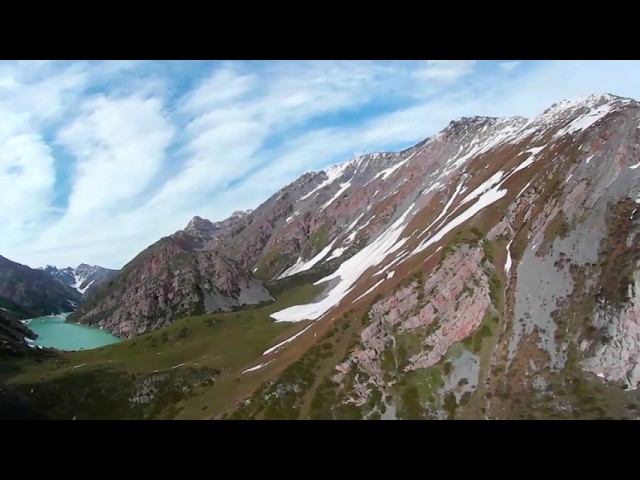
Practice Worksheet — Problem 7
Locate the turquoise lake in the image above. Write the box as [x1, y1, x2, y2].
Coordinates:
[24, 313, 121, 351]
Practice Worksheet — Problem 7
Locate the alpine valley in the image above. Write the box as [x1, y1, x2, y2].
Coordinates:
[2, 93, 640, 420]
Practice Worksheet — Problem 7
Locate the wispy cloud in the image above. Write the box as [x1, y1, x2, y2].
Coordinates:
[413, 60, 478, 82]
[56, 93, 175, 219]
[2, 60, 640, 269]
[499, 61, 522, 72]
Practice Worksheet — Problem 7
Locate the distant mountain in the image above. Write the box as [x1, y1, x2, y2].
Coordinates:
[0, 255, 81, 320]
[41, 264, 118, 299]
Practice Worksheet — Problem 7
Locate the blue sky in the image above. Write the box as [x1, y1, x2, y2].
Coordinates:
[2, 60, 640, 269]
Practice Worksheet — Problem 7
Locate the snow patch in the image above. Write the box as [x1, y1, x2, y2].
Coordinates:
[442, 119, 527, 177]
[345, 213, 365, 232]
[524, 146, 545, 156]
[431, 147, 544, 249]
[386, 270, 395, 280]
[505, 239, 513, 274]
[414, 182, 508, 256]
[263, 323, 314, 355]
[300, 162, 349, 201]
[277, 239, 337, 279]
[517, 179, 535, 199]
[554, 104, 612, 138]
[325, 246, 346, 262]
[321, 181, 351, 211]
[270, 204, 416, 323]
[286, 212, 300, 224]
[345, 215, 375, 244]
[461, 171, 504, 206]
[416, 181, 466, 239]
[242, 360, 273, 374]
[511, 152, 538, 175]
[373, 251, 409, 276]
[372, 151, 416, 181]
[353, 279, 385, 304]
[421, 182, 443, 197]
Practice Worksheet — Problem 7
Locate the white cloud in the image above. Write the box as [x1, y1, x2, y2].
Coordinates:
[147, 61, 402, 209]
[2, 60, 640, 269]
[0, 62, 88, 123]
[499, 61, 522, 72]
[56, 93, 175, 219]
[0, 133, 56, 232]
[181, 64, 257, 112]
[413, 60, 477, 82]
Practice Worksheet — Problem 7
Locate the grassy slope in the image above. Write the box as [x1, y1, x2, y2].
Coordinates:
[6, 283, 321, 419]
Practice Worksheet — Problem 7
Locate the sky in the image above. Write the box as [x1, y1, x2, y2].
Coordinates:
[2, 60, 640, 270]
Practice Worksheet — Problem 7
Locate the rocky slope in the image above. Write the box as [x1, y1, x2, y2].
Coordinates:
[0, 255, 82, 320]
[0, 313, 39, 359]
[225, 93, 640, 419]
[68, 229, 273, 338]
[0, 313, 53, 419]
[41, 263, 118, 298]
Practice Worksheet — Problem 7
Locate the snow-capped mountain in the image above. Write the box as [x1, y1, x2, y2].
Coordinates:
[41, 264, 118, 298]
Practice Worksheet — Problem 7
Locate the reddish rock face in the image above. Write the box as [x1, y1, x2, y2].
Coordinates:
[68, 235, 272, 339]
[335, 245, 491, 397]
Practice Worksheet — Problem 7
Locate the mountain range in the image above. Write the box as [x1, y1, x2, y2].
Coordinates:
[3, 92, 640, 420]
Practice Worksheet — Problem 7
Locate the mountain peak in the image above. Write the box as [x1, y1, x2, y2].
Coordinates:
[185, 215, 214, 231]
[540, 92, 637, 117]
[231, 209, 253, 218]
[444, 115, 528, 136]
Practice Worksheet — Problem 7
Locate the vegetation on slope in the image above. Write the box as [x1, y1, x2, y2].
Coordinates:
[5, 283, 321, 419]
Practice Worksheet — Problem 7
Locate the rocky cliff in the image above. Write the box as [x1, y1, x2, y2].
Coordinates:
[68, 230, 273, 338]
[0, 313, 39, 359]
